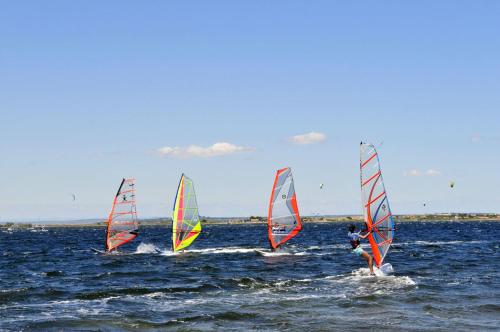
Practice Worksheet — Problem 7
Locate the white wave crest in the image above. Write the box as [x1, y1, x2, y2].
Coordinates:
[256, 250, 310, 257]
[160, 247, 261, 256]
[134, 243, 160, 254]
[256, 250, 292, 256]
[190, 247, 261, 254]
[397, 240, 487, 246]
[159, 250, 178, 256]
[329, 268, 417, 287]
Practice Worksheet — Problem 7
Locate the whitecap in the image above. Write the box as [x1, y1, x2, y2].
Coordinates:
[159, 250, 179, 256]
[134, 243, 160, 254]
[256, 250, 293, 257]
[397, 240, 487, 246]
[189, 247, 261, 255]
[160, 246, 262, 256]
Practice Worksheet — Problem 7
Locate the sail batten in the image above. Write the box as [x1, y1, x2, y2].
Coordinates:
[105, 178, 139, 251]
[172, 174, 201, 252]
[267, 167, 302, 249]
[360, 143, 394, 267]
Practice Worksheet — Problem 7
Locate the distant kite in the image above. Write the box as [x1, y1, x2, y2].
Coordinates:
[319, 184, 324, 189]
[449, 181, 455, 189]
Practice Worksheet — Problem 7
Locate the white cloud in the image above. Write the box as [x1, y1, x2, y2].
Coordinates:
[404, 169, 441, 177]
[471, 135, 481, 143]
[426, 169, 441, 176]
[289, 132, 326, 145]
[157, 142, 253, 158]
[404, 169, 422, 177]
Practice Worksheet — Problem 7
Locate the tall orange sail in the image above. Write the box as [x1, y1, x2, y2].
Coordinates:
[360, 143, 395, 267]
[267, 167, 302, 249]
[105, 178, 139, 251]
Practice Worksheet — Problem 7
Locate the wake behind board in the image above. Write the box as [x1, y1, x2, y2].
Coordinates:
[374, 263, 394, 276]
[255, 249, 278, 256]
[255, 248, 295, 257]
[91, 248, 107, 254]
[91, 248, 130, 255]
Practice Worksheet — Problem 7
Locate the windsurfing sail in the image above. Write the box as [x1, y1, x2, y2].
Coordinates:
[172, 174, 201, 252]
[105, 178, 139, 251]
[360, 142, 395, 267]
[267, 167, 302, 249]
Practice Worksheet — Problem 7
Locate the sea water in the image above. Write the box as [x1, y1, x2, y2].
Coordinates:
[0, 221, 498, 331]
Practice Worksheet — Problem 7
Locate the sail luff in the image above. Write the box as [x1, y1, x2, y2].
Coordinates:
[105, 178, 124, 251]
[105, 195, 118, 251]
[267, 168, 282, 248]
[172, 175, 185, 250]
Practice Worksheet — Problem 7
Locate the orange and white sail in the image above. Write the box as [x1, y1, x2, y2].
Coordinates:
[268, 167, 302, 249]
[360, 143, 395, 267]
[105, 178, 139, 251]
[172, 174, 201, 252]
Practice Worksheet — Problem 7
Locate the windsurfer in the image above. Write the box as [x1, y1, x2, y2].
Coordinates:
[347, 224, 374, 275]
[272, 224, 286, 233]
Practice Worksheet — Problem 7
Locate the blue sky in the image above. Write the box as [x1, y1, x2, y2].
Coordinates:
[1, 1, 499, 220]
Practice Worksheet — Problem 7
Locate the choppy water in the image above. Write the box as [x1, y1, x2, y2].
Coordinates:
[1, 221, 499, 331]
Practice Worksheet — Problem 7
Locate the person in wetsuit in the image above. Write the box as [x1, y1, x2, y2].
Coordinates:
[347, 224, 374, 275]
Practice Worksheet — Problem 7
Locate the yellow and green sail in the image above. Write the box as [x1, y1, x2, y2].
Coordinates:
[172, 174, 201, 251]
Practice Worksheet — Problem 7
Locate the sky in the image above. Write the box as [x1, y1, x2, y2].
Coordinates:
[1, 1, 499, 221]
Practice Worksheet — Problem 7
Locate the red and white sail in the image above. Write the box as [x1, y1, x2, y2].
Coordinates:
[360, 143, 394, 267]
[267, 167, 302, 249]
[105, 178, 139, 251]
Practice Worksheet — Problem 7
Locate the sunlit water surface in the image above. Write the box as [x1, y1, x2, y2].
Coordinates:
[1, 221, 499, 331]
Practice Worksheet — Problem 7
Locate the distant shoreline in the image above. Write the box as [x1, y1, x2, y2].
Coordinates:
[2, 214, 499, 229]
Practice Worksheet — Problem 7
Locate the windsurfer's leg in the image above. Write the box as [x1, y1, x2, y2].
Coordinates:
[361, 251, 374, 274]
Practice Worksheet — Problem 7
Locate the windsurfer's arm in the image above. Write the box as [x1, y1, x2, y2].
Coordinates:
[358, 230, 372, 239]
